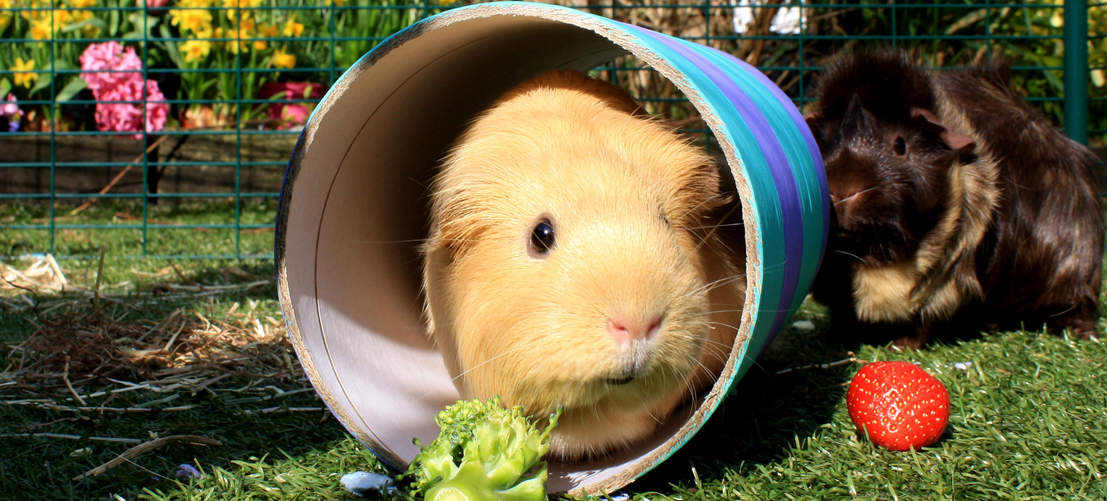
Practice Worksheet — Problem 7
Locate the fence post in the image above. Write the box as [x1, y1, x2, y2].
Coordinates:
[1064, 0, 1089, 144]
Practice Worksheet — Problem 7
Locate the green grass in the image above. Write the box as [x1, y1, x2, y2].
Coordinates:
[2, 208, 1106, 500]
[0, 199, 278, 260]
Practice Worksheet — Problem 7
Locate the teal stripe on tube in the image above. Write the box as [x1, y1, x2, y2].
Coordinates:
[694, 44, 828, 329]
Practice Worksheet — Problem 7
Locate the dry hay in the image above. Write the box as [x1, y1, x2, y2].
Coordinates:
[3, 271, 297, 397]
[0, 265, 319, 483]
[1, 254, 68, 293]
[15, 305, 291, 387]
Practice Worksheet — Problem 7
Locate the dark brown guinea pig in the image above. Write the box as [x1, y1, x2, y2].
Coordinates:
[806, 51, 1104, 347]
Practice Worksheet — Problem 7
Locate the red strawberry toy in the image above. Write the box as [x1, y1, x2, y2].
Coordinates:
[846, 361, 950, 451]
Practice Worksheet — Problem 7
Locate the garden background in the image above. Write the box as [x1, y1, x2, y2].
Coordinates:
[2, 1, 1106, 500]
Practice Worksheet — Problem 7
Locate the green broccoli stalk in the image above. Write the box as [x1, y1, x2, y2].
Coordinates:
[405, 397, 560, 501]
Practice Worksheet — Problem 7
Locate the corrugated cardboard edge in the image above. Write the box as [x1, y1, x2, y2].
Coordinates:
[275, 20, 433, 471]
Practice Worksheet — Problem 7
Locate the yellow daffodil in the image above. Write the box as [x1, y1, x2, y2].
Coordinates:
[253, 23, 279, 51]
[50, 9, 73, 27]
[220, 16, 258, 53]
[0, 0, 11, 31]
[237, 16, 257, 37]
[281, 16, 304, 38]
[29, 20, 52, 41]
[222, 0, 263, 22]
[12, 57, 38, 89]
[19, 0, 47, 21]
[170, 2, 214, 35]
[271, 49, 295, 69]
[221, 0, 263, 8]
[180, 40, 212, 63]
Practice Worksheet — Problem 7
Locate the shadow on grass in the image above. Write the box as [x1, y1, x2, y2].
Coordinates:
[627, 322, 859, 495]
[0, 259, 352, 500]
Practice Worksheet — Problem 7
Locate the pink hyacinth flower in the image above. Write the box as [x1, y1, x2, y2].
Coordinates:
[80, 41, 143, 95]
[79, 41, 167, 138]
[1, 94, 20, 117]
[257, 81, 325, 129]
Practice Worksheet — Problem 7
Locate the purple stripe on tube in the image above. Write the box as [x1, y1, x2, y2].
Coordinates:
[707, 46, 830, 231]
[630, 26, 802, 333]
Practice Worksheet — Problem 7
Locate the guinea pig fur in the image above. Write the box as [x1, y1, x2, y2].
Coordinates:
[421, 70, 746, 458]
[806, 51, 1104, 347]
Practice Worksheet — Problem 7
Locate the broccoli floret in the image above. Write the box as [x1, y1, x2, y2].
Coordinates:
[405, 397, 560, 501]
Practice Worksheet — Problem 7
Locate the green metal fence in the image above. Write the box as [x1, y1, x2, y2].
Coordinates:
[0, 0, 1102, 260]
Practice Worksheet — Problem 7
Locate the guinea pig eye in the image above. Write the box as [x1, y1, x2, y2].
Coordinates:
[528, 218, 556, 257]
[893, 137, 907, 156]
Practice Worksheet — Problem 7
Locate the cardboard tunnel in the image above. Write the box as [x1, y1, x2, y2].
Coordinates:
[276, 1, 828, 495]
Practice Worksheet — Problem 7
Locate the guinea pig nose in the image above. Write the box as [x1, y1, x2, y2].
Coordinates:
[607, 313, 663, 344]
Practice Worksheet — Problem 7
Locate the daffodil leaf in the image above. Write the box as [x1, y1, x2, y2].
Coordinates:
[55, 77, 87, 103]
[0, 78, 11, 99]
[128, 13, 160, 33]
[158, 24, 181, 68]
[122, 14, 159, 40]
[108, 7, 120, 38]
[51, 60, 75, 72]
[29, 72, 51, 96]
[61, 17, 107, 34]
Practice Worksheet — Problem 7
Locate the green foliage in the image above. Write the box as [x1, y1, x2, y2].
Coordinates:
[406, 398, 560, 501]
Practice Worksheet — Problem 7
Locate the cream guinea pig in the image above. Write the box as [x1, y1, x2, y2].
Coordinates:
[421, 70, 746, 458]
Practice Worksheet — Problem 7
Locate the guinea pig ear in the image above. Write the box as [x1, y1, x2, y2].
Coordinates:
[804, 110, 823, 128]
[910, 107, 975, 154]
[804, 111, 828, 146]
[841, 93, 876, 135]
[422, 213, 465, 263]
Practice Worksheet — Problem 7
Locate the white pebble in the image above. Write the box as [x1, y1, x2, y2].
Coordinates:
[175, 464, 203, 480]
[791, 319, 816, 332]
[341, 471, 396, 496]
[953, 361, 974, 370]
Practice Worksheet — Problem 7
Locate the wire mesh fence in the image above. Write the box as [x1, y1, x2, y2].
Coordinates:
[0, 0, 1102, 260]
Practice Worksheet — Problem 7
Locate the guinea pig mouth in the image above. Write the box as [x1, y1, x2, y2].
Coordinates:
[602, 345, 653, 386]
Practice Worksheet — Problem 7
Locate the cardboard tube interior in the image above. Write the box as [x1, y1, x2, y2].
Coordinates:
[278, 5, 757, 495]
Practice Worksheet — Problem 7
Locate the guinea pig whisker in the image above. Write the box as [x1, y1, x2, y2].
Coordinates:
[669, 195, 737, 251]
[1046, 303, 1079, 318]
[692, 363, 719, 386]
[701, 308, 745, 315]
[675, 193, 728, 222]
[450, 344, 530, 383]
[687, 273, 745, 297]
[704, 320, 740, 331]
[832, 249, 867, 263]
[355, 237, 434, 245]
[697, 341, 732, 366]
[698, 336, 735, 352]
[833, 186, 879, 207]
[686, 222, 745, 231]
[686, 356, 719, 389]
